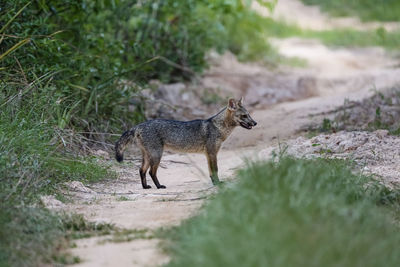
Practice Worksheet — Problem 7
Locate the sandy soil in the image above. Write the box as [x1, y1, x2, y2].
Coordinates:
[282, 130, 400, 188]
[48, 1, 400, 266]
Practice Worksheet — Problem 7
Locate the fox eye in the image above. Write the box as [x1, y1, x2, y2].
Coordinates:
[240, 115, 247, 119]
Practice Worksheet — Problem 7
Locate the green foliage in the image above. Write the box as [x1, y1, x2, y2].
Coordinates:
[62, 213, 114, 239]
[0, 107, 113, 203]
[221, 5, 276, 63]
[1, 0, 147, 132]
[0, 82, 113, 265]
[0, 209, 114, 266]
[301, 0, 400, 22]
[321, 118, 333, 132]
[165, 158, 400, 267]
[1, 0, 276, 133]
[262, 18, 400, 50]
[0, 206, 64, 266]
[0, 1, 279, 265]
[307, 27, 400, 49]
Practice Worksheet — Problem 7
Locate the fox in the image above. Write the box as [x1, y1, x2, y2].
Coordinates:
[115, 97, 257, 189]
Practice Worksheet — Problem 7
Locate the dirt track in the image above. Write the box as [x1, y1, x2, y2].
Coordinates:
[55, 1, 400, 266]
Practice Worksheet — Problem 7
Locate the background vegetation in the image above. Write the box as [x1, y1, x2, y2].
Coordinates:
[165, 158, 400, 267]
[301, 0, 400, 22]
[263, 17, 400, 50]
[1, 0, 275, 135]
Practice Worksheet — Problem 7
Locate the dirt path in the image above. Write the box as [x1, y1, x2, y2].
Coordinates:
[58, 1, 400, 266]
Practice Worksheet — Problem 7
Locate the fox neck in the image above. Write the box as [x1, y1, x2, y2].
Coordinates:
[211, 107, 237, 141]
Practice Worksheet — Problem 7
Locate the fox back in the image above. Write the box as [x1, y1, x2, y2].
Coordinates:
[137, 119, 220, 153]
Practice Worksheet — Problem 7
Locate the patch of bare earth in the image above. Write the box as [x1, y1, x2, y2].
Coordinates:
[279, 130, 400, 188]
[41, 1, 400, 266]
[61, 149, 250, 267]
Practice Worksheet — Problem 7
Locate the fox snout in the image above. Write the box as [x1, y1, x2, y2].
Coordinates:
[239, 117, 257, 130]
[248, 119, 257, 128]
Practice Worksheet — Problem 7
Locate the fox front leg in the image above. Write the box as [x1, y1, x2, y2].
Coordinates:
[206, 152, 220, 185]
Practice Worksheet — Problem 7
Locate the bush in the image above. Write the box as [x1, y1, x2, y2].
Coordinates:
[1, 0, 275, 133]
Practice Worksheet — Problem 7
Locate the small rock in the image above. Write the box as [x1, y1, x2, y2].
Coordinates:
[93, 149, 109, 158]
[297, 76, 317, 98]
[64, 181, 95, 193]
[40, 195, 65, 209]
[374, 129, 389, 139]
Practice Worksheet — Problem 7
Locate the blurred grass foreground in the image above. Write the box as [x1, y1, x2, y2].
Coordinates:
[166, 158, 400, 267]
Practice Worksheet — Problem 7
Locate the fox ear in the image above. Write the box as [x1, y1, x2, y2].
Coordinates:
[228, 98, 237, 111]
[238, 96, 244, 106]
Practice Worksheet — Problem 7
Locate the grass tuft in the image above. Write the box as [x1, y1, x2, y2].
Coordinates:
[165, 158, 400, 267]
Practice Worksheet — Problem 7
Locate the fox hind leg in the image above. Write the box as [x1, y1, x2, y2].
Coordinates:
[148, 144, 165, 189]
[149, 156, 166, 189]
[138, 133, 165, 189]
[139, 153, 151, 189]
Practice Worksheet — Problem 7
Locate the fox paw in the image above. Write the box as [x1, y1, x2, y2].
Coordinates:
[143, 185, 152, 189]
[157, 185, 166, 189]
[213, 180, 224, 186]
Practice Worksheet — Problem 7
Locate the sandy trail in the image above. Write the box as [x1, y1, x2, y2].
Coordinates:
[61, 1, 400, 266]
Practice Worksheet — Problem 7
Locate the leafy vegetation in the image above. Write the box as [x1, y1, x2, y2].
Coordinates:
[165, 158, 400, 267]
[263, 18, 400, 49]
[0, 79, 114, 265]
[0, 0, 278, 265]
[0, 210, 115, 266]
[1, 0, 276, 134]
[301, 0, 400, 22]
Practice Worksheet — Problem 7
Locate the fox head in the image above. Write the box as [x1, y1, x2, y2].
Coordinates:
[227, 97, 257, 130]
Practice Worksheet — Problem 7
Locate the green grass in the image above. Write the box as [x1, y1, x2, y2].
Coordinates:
[0, 210, 114, 266]
[308, 27, 400, 49]
[0, 98, 114, 265]
[263, 18, 400, 50]
[101, 229, 153, 244]
[116, 195, 130, 201]
[62, 213, 115, 240]
[0, 107, 113, 203]
[0, 207, 64, 266]
[165, 158, 400, 267]
[301, 0, 400, 22]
